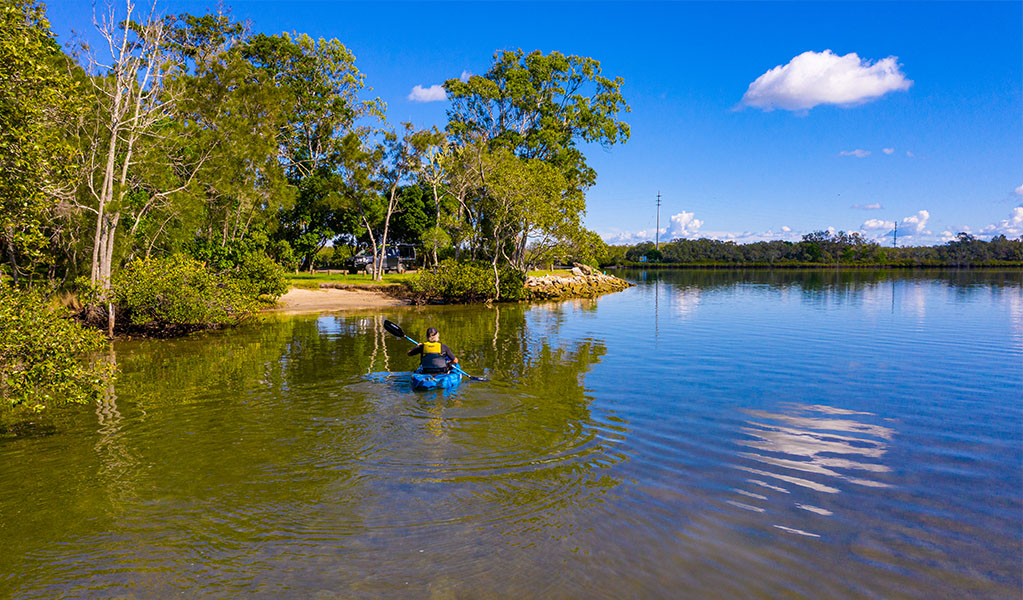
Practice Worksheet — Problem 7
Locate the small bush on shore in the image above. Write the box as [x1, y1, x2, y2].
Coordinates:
[404, 260, 525, 303]
[233, 252, 288, 300]
[0, 282, 109, 409]
[114, 255, 260, 332]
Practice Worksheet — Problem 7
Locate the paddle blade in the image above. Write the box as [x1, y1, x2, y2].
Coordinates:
[452, 365, 488, 382]
[383, 319, 405, 339]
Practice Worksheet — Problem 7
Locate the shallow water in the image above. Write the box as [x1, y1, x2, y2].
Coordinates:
[1, 269, 1020, 598]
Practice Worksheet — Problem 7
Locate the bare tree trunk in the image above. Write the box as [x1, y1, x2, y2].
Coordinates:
[360, 213, 379, 277]
[85, 0, 171, 337]
[491, 253, 501, 301]
[91, 125, 119, 284]
[4, 229, 20, 286]
[374, 183, 400, 282]
[431, 183, 440, 266]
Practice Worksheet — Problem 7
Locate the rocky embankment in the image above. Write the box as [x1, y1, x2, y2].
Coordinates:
[525, 264, 633, 300]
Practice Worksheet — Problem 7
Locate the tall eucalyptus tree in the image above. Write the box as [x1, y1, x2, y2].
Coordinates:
[442, 49, 630, 269]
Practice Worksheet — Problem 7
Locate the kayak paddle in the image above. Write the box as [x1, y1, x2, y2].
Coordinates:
[383, 319, 418, 344]
[383, 319, 488, 381]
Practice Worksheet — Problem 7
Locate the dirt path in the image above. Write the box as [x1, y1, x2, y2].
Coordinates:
[270, 287, 405, 314]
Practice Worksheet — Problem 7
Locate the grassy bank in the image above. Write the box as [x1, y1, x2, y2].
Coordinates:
[526, 269, 575, 278]
[286, 272, 415, 289]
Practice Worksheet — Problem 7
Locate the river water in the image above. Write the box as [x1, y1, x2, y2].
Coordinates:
[1, 270, 1020, 598]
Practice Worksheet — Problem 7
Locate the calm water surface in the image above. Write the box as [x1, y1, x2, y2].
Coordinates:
[1, 270, 1020, 598]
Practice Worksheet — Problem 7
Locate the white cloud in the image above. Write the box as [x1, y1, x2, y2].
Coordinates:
[666, 211, 703, 238]
[852, 202, 883, 210]
[862, 219, 895, 231]
[1014, 184, 1023, 196]
[601, 226, 656, 245]
[883, 148, 895, 155]
[740, 50, 912, 112]
[906, 150, 915, 158]
[408, 84, 446, 102]
[601, 226, 807, 245]
[981, 206, 1023, 238]
[840, 149, 871, 158]
[902, 210, 930, 234]
[460, 70, 472, 82]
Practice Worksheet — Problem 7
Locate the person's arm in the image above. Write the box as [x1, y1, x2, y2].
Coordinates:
[407, 344, 423, 357]
[442, 344, 458, 365]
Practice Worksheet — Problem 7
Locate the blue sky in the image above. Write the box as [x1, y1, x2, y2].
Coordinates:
[47, 1, 1023, 246]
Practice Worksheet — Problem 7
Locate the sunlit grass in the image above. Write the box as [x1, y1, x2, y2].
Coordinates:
[526, 269, 575, 278]
[286, 271, 414, 289]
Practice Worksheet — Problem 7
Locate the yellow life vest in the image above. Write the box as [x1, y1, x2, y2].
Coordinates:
[423, 341, 442, 354]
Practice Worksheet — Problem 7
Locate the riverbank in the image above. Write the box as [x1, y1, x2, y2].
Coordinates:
[605, 260, 1023, 270]
[271, 286, 406, 314]
[526, 268, 633, 299]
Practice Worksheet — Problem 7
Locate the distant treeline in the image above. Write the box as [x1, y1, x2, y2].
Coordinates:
[605, 231, 1023, 268]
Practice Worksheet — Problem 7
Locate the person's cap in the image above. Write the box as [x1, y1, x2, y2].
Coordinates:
[426, 327, 438, 337]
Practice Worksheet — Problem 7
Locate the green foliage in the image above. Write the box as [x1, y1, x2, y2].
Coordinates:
[0, 0, 82, 282]
[233, 252, 288, 300]
[404, 260, 525, 303]
[113, 255, 260, 331]
[0, 281, 108, 408]
[183, 230, 288, 300]
[444, 49, 630, 191]
[391, 185, 431, 244]
[241, 31, 383, 271]
[441, 49, 630, 275]
[420, 226, 452, 255]
[644, 248, 664, 262]
[608, 233, 1023, 268]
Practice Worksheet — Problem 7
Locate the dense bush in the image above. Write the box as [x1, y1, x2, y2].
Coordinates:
[232, 252, 288, 301]
[114, 254, 260, 331]
[185, 233, 289, 300]
[404, 260, 526, 303]
[0, 282, 109, 409]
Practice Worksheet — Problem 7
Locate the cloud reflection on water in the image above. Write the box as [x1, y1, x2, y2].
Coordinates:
[728, 403, 895, 537]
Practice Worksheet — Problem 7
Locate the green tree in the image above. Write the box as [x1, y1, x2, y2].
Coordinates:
[444, 49, 630, 192]
[241, 31, 383, 271]
[74, 0, 209, 335]
[166, 13, 294, 261]
[0, 0, 82, 284]
[442, 50, 630, 273]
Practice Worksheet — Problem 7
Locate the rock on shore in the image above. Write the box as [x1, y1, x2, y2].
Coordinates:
[525, 265, 633, 300]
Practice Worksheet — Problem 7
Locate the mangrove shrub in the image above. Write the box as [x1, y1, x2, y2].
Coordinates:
[404, 260, 525, 304]
[113, 254, 261, 332]
[0, 282, 108, 408]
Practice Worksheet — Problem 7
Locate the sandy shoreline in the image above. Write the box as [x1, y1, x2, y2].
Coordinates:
[270, 287, 405, 314]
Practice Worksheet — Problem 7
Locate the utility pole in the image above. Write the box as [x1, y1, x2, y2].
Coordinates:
[893, 221, 898, 248]
[655, 191, 661, 251]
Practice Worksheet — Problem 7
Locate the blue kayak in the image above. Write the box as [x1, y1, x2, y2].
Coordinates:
[410, 368, 463, 391]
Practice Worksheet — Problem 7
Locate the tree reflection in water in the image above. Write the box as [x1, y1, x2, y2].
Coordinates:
[104, 302, 628, 550]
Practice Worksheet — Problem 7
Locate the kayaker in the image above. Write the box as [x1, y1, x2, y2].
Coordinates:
[408, 327, 459, 374]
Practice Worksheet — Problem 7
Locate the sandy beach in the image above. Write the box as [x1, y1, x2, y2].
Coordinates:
[271, 287, 405, 314]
